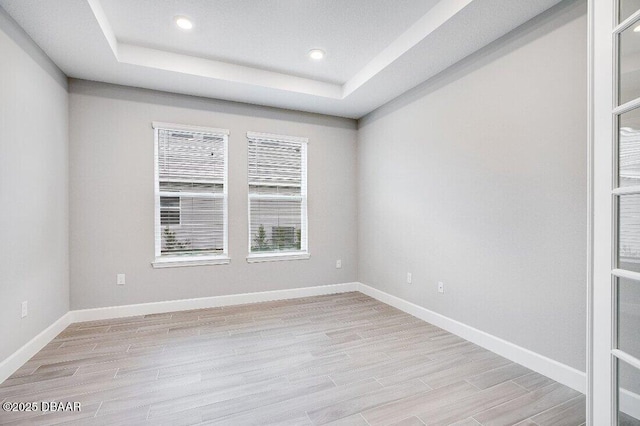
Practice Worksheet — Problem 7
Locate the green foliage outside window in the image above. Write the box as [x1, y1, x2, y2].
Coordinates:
[162, 226, 191, 252]
[252, 224, 301, 251]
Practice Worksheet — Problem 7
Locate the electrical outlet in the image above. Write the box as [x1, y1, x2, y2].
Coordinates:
[336, 259, 342, 269]
[21, 301, 28, 318]
[117, 274, 126, 285]
[438, 281, 445, 294]
[407, 272, 412, 284]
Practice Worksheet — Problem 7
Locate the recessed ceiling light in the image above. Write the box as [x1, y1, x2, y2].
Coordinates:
[308, 49, 325, 60]
[175, 16, 193, 31]
[634, 24, 640, 32]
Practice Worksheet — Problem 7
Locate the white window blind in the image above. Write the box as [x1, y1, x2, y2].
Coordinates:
[247, 132, 308, 260]
[153, 122, 229, 267]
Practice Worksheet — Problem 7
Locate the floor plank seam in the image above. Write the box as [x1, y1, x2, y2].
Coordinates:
[463, 378, 483, 391]
[305, 410, 315, 425]
[509, 379, 531, 392]
[359, 412, 373, 425]
[528, 394, 584, 423]
[94, 400, 103, 418]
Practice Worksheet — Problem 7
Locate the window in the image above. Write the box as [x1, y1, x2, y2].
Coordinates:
[247, 132, 308, 262]
[152, 122, 229, 267]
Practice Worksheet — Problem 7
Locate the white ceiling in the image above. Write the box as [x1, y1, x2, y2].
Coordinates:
[0, 0, 564, 118]
[100, 0, 438, 85]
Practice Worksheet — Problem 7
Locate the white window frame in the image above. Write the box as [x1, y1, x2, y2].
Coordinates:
[152, 122, 230, 268]
[246, 131, 309, 263]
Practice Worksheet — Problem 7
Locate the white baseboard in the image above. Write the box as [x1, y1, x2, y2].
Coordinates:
[356, 282, 587, 394]
[1, 280, 587, 398]
[70, 282, 359, 323]
[0, 312, 74, 383]
[621, 388, 640, 421]
[0, 282, 358, 384]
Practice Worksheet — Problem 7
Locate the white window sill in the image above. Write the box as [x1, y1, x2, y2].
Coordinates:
[246, 252, 310, 263]
[152, 255, 230, 268]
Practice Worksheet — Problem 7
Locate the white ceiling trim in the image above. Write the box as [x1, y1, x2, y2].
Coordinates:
[87, 0, 117, 57]
[86, 0, 343, 99]
[343, 0, 474, 97]
[85, 0, 479, 101]
[117, 44, 344, 99]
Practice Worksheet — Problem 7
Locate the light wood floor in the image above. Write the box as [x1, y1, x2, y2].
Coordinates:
[0, 292, 585, 426]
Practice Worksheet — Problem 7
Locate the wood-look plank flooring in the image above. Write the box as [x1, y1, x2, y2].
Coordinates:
[0, 292, 586, 425]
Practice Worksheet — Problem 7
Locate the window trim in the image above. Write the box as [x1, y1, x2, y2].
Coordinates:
[246, 131, 309, 262]
[152, 122, 229, 268]
[152, 255, 230, 268]
[246, 252, 310, 263]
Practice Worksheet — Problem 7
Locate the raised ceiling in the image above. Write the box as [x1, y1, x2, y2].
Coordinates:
[100, 0, 438, 85]
[0, 0, 564, 118]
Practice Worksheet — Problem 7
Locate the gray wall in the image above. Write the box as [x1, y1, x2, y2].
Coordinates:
[357, 0, 587, 371]
[0, 8, 69, 361]
[69, 80, 357, 309]
[1, 0, 588, 379]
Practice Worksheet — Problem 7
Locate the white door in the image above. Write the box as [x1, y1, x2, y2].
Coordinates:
[592, 1, 640, 424]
